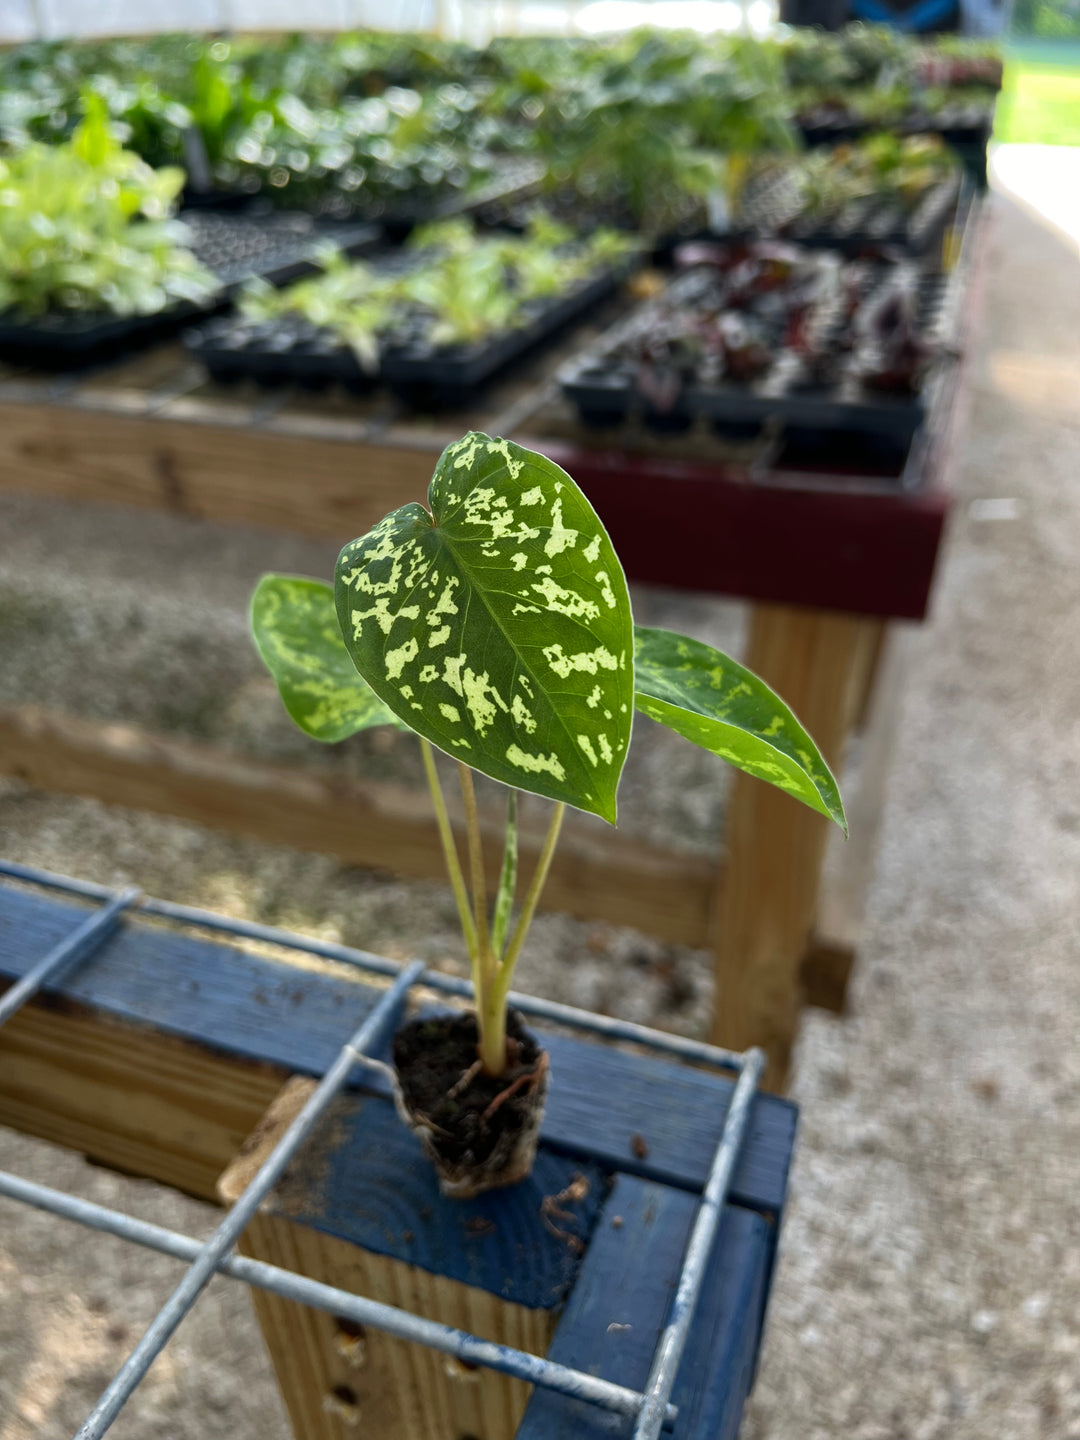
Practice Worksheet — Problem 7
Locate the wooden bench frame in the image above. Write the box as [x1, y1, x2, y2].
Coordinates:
[0, 206, 987, 1085]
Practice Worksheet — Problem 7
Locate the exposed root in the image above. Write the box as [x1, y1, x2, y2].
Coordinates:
[481, 1050, 550, 1124]
[540, 1171, 591, 1252]
[447, 1059, 483, 1099]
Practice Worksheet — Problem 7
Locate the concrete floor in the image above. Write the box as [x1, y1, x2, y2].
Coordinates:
[1, 183, 1079, 1438]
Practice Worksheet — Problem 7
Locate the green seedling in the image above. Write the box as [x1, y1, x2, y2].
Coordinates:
[252, 433, 845, 1078]
[0, 96, 215, 318]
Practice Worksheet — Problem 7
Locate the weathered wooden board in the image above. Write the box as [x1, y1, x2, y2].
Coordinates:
[0, 399, 436, 540]
[0, 882, 796, 1214]
[0, 705, 718, 950]
[0, 387, 948, 618]
[0, 706, 853, 1014]
[711, 604, 882, 1087]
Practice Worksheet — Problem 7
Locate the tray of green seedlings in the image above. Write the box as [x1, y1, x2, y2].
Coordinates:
[734, 134, 963, 259]
[559, 241, 959, 473]
[184, 213, 640, 405]
[203, 82, 544, 237]
[0, 97, 385, 371]
[0, 106, 223, 368]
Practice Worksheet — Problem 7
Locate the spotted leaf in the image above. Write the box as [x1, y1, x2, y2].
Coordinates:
[335, 433, 634, 822]
[251, 575, 407, 741]
[634, 625, 847, 833]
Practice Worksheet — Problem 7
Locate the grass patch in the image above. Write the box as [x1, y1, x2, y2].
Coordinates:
[995, 51, 1080, 145]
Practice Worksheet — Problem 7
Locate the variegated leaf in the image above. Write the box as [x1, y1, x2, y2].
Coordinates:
[634, 625, 847, 833]
[335, 433, 634, 822]
[251, 575, 406, 741]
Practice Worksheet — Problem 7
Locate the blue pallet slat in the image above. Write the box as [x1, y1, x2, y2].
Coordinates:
[517, 1174, 771, 1439]
[0, 883, 796, 1217]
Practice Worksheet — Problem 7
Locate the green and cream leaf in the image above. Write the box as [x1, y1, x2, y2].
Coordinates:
[251, 575, 407, 741]
[633, 625, 847, 833]
[334, 433, 634, 822]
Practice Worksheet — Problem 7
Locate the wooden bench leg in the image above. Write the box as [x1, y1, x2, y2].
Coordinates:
[711, 604, 883, 1091]
[804, 621, 911, 1005]
[218, 1081, 558, 1440]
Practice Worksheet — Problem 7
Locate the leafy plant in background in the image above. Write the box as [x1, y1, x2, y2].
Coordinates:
[212, 84, 497, 218]
[0, 29, 1000, 236]
[240, 214, 637, 362]
[251, 433, 844, 1191]
[0, 97, 215, 318]
[775, 131, 958, 220]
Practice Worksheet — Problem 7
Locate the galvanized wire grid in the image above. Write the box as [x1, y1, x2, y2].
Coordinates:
[0, 859, 764, 1440]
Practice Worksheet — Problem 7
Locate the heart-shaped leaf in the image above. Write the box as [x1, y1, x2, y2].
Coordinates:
[335, 433, 634, 822]
[251, 575, 406, 741]
[634, 625, 847, 833]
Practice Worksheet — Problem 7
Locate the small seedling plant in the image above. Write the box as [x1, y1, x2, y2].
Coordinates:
[0, 96, 215, 319]
[253, 433, 845, 1190]
[241, 214, 636, 367]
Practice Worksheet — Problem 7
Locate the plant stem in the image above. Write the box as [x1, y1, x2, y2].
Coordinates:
[419, 738, 478, 969]
[457, 762, 491, 968]
[490, 790, 518, 960]
[492, 801, 566, 1016]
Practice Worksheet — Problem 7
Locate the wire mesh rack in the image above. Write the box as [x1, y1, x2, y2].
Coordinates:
[0, 857, 765, 1440]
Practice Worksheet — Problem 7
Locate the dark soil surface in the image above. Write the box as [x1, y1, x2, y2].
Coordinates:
[392, 1009, 544, 1168]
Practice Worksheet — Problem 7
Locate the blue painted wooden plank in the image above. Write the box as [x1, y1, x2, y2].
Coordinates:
[269, 1090, 607, 1310]
[540, 1031, 795, 1212]
[0, 885, 378, 1076]
[0, 883, 795, 1214]
[516, 1174, 771, 1439]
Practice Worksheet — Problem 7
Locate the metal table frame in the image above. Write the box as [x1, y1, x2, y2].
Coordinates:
[0, 858, 764, 1440]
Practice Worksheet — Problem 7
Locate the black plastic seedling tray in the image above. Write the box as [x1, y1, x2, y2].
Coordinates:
[560, 260, 955, 471]
[379, 266, 624, 407]
[186, 257, 631, 407]
[376, 159, 546, 244]
[182, 211, 379, 288]
[0, 213, 379, 371]
[0, 301, 220, 369]
[184, 314, 377, 394]
[799, 107, 994, 186]
[182, 158, 544, 244]
[734, 171, 963, 259]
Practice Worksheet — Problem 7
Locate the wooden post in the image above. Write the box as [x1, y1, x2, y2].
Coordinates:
[803, 623, 911, 997]
[711, 604, 884, 1089]
[218, 1081, 583, 1440]
[217, 1064, 792, 1440]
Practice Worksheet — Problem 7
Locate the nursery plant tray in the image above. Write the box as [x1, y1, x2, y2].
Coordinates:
[0, 301, 222, 369]
[736, 170, 963, 259]
[185, 258, 632, 406]
[182, 210, 380, 289]
[559, 258, 959, 471]
[799, 107, 994, 185]
[374, 156, 546, 242]
[184, 313, 377, 393]
[798, 102, 994, 146]
[188, 158, 545, 243]
[0, 215, 379, 372]
[379, 264, 627, 407]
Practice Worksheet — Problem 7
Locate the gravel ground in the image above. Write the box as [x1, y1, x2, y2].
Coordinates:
[2, 186, 1079, 1438]
[0, 492, 742, 858]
